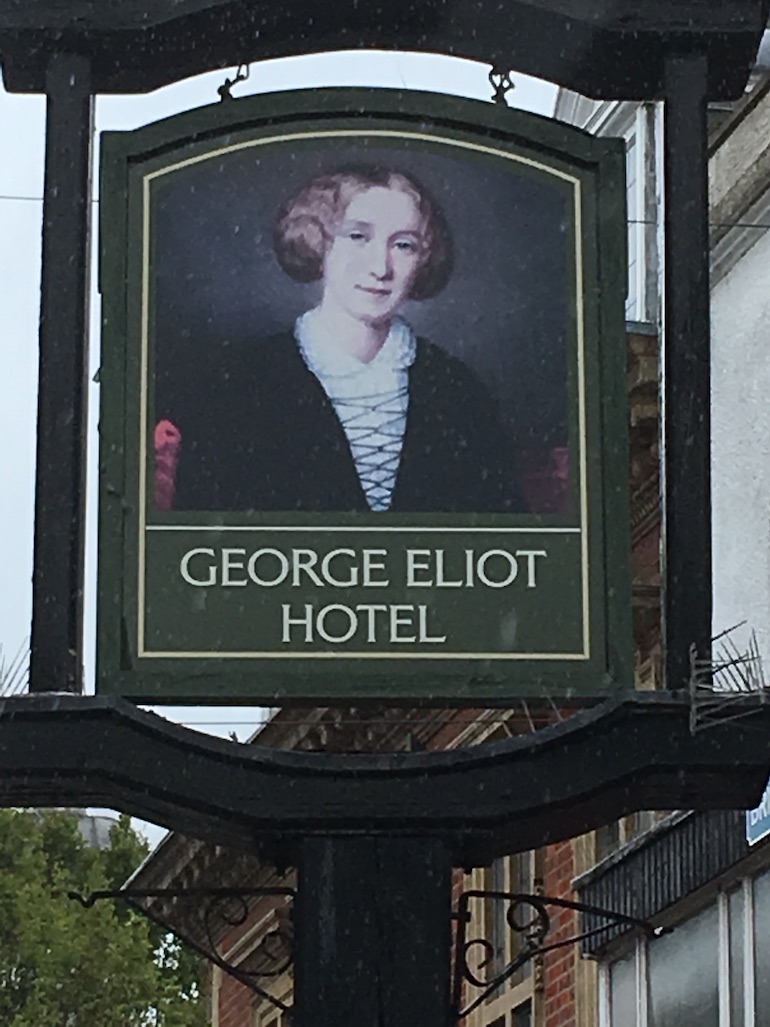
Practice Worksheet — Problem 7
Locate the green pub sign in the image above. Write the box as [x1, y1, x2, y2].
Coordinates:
[97, 88, 631, 703]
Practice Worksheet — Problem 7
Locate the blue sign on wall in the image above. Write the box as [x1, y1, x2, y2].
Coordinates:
[746, 776, 770, 846]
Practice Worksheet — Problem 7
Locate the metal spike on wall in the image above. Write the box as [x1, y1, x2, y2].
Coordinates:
[689, 623, 769, 733]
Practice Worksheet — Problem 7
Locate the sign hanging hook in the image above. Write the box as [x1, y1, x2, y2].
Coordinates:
[489, 66, 515, 106]
[218, 63, 250, 102]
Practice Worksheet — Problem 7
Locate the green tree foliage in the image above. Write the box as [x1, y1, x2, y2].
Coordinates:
[0, 809, 206, 1027]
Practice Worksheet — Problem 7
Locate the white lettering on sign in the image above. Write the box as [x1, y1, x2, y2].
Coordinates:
[179, 547, 217, 586]
[405, 548, 546, 588]
[178, 546, 548, 590]
[281, 604, 447, 644]
[177, 544, 550, 648]
[178, 547, 394, 588]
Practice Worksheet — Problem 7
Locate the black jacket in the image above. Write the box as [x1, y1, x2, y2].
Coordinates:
[172, 333, 525, 514]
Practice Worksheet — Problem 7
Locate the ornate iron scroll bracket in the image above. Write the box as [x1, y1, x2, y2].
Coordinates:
[451, 889, 661, 1019]
[489, 66, 516, 105]
[69, 886, 295, 1015]
[6, 692, 770, 866]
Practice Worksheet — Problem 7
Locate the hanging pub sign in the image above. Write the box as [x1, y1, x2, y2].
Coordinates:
[96, 87, 631, 703]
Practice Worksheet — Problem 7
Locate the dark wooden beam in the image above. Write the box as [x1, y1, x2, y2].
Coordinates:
[29, 52, 93, 693]
[0, 0, 763, 34]
[661, 53, 712, 690]
[0, 692, 767, 865]
[0, 0, 767, 98]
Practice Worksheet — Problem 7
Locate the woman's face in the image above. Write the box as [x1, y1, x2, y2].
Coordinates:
[321, 185, 426, 327]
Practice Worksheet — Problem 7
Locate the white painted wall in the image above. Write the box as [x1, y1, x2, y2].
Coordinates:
[711, 221, 770, 671]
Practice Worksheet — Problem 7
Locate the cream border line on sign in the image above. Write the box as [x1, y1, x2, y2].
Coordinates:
[136, 129, 589, 661]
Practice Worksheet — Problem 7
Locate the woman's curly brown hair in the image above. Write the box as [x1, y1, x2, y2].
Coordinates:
[273, 165, 454, 300]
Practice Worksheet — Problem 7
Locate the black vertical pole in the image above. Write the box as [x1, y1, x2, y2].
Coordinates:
[293, 836, 452, 1027]
[29, 53, 94, 693]
[661, 53, 711, 690]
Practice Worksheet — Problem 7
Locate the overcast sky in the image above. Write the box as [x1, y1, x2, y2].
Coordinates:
[0, 51, 556, 783]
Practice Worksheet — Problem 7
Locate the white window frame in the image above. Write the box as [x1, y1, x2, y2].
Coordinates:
[557, 97, 659, 327]
[599, 871, 765, 1026]
[744, 876, 756, 1027]
[625, 105, 650, 324]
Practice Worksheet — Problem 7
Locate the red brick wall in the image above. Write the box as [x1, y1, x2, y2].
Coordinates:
[217, 973, 254, 1027]
[213, 918, 258, 1026]
[542, 840, 577, 1027]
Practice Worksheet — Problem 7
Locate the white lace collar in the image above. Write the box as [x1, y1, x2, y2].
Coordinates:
[295, 309, 417, 379]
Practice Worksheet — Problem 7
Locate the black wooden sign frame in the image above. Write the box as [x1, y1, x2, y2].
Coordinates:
[3, 2, 769, 1025]
[96, 87, 631, 704]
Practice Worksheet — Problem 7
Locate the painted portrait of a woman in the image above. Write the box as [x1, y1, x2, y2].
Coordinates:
[157, 165, 527, 514]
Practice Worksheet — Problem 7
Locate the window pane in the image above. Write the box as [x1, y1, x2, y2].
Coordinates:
[487, 859, 506, 976]
[596, 820, 622, 861]
[513, 850, 532, 896]
[753, 870, 770, 1024]
[610, 951, 637, 1025]
[513, 1000, 532, 1027]
[729, 887, 745, 1027]
[649, 903, 719, 1027]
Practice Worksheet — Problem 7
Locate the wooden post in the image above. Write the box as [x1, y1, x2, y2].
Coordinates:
[662, 52, 712, 689]
[293, 836, 452, 1027]
[30, 52, 94, 693]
